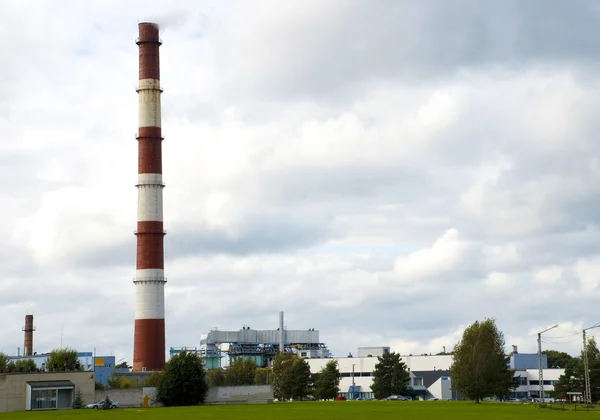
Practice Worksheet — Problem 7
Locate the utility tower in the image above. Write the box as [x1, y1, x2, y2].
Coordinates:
[583, 323, 600, 404]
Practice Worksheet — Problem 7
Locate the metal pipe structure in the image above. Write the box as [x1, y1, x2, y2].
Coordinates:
[22, 314, 35, 356]
[537, 324, 558, 406]
[133, 22, 166, 372]
[279, 311, 284, 353]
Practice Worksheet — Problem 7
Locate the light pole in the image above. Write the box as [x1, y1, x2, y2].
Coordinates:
[583, 323, 600, 404]
[538, 324, 558, 406]
[351, 364, 356, 400]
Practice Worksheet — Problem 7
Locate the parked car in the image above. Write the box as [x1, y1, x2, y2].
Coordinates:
[383, 395, 411, 401]
[86, 400, 119, 409]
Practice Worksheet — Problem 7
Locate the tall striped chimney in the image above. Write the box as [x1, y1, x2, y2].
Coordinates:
[133, 22, 166, 372]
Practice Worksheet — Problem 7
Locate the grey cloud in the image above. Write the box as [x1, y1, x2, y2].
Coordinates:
[72, 240, 135, 269]
[167, 213, 332, 257]
[215, 0, 600, 100]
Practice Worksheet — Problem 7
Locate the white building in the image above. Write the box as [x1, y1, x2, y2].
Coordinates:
[305, 347, 564, 400]
[512, 368, 565, 400]
[306, 352, 454, 400]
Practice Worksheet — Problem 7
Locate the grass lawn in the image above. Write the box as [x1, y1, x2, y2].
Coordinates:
[1, 401, 596, 419]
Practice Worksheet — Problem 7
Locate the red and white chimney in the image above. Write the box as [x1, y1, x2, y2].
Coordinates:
[133, 22, 166, 372]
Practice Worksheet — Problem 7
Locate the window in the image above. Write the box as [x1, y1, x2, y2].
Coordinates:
[413, 377, 423, 386]
[529, 380, 552, 386]
[31, 389, 57, 410]
[515, 377, 528, 386]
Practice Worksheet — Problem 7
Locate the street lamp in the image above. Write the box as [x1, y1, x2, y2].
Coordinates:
[583, 323, 600, 404]
[538, 324, 558, 406]
[351, 364, 356, 400]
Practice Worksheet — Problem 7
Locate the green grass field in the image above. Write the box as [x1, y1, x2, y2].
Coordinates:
[1, 401, 596, 419]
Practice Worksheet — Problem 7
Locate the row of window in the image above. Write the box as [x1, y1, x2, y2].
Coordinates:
[338, 373, 426, 386]
[340, 372, 371, 377]
[339, 374, 555, 387]
[515, 377, 557, 386]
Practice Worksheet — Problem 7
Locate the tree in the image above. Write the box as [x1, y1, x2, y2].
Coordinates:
[450, 318, 516, 403]
[272, 353, 311, 401]
[46, 348, 82, 372]
[0, 353, 7, 373]
[313, 360, 341, 400]
[543, 350, 574, 369]
[5, 359, 38, 373]
[254, 367, 272, 385]
[72, 390, 85, 409]
[555, 338, 600, 401]
[141, 371, 163, 387]
[107, 375, 139, 389]
[115, 361, 131, 370]
[554, 356, 582, 400]
[156, 350, 208, 406]
[225, 358, 257, 386]
[371, 352, 411, 399]
[206, 368, 226, 387]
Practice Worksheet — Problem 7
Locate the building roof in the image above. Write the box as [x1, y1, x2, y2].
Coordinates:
[27, 380, 74, 389]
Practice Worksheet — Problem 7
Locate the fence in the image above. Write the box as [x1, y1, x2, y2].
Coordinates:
[94, 385, 273, 407]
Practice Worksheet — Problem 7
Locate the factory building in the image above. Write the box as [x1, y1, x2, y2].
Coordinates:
[5, 315, 116, 386]
[306, 346, 564, 401]
[6, 353, 117, 387]
[307, 349, 455, 400]
[171, 312, 330, 368]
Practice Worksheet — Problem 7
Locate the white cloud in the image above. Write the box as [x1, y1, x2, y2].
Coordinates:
[483, 272, 514, 290]
[389, 229, 473, 284]
[575, 258, 600, 293]
[534, 266, 563, 285]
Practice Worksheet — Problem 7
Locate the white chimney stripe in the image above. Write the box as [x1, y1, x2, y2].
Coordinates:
[137, 185, 163, 222]
[135, 281, 165, 319]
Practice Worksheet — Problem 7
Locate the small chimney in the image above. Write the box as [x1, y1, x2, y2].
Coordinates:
[23, 314, 35, 356]
[512, 345, 518, 354]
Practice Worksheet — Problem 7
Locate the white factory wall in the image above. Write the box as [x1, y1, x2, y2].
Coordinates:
[307, 355, 452, 375]
[307, 355, 564, 400]
[428, 376, 453, 400]
[404, 355, 452, 371]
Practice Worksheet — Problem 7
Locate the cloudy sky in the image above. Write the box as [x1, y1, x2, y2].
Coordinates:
[1, 0, 599, 364]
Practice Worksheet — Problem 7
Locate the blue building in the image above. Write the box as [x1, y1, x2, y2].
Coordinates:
[509, 346, 547, 370]
[8, 352, 116, 386]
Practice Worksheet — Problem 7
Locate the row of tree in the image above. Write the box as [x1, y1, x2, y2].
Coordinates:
[0, 348, 82, 374]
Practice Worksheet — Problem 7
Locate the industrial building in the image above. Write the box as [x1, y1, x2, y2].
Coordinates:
[307, 347, 456, 400]
[7, 352, 117, 387]
[5, 315, 117, 386]
[306, 346, 565, 401]
[170, 312, 330, 368]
